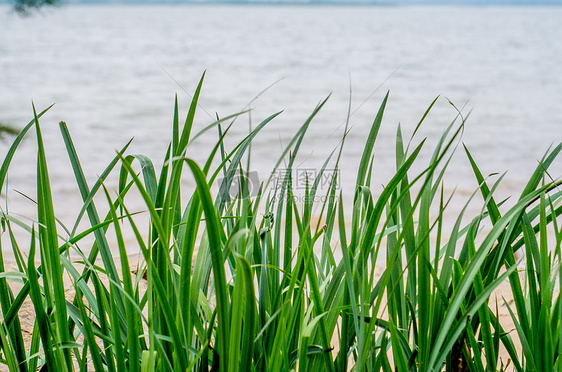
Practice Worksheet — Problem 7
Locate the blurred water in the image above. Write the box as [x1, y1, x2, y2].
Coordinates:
[0, 5, 561, 244]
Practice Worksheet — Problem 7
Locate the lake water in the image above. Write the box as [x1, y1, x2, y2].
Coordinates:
[1, 5, 561, 249]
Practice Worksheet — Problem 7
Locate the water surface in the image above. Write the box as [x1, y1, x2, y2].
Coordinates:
[1, 5, 561, 246]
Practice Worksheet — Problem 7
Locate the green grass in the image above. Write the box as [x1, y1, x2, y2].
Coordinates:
[0, 75, 561, 371]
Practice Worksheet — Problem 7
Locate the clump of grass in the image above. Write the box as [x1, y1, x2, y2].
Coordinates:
[0, 122, 19, 140]
[0, 75, 561, 371]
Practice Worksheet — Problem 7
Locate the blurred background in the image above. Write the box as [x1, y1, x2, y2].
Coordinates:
[1, 2, 561, 243]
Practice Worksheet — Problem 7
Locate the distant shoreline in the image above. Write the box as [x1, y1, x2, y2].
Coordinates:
[1, 1, 562, 6]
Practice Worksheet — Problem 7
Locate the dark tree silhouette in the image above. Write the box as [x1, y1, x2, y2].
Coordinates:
[13, 0, 59, 15]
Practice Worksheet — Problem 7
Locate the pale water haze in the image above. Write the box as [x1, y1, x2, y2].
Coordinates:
[1, 5, 561, 246]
